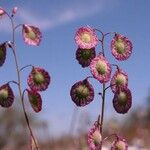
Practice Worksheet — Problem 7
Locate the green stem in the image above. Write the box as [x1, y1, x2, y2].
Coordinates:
[8, 13, 39, 150]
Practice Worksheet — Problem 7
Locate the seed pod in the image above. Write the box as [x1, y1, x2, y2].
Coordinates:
[76, 47, 96, 68]
[22, 24, 42, 46]
[111, 33, 132, 61]
[0, 83, 14, 108]
[113, 88, 132, 114]
[27, 67, 50, 91]
[0, 7, 5, 17]
[70, 79, 94, 107]
[88, 121, 102, 150]
[111, 137, 128, 150]
[90, 53, 112, 83]
[12, 7, 18, 15]
[27, 89, 42, 113]
[0, 43, 7, 66]
[75, 26, 98, 49]
[111, 68, 128, 93]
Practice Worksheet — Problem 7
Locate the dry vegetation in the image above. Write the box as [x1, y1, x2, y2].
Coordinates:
[0, 96, 150, 150]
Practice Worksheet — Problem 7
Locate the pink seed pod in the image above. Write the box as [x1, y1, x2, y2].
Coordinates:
[12, 7, 18, 14]
[88, 121, 102, 150]
[0, 7, 5, 17]
[70, 79, 94, 107]
[110, 68, 128, 93]
[27, 67, 50, 91]
[22, 24, 42, 46]
[113, 88, 132, 114]
[76, 47, 96, 68]
[75, 26, 98, 49]
[90, 53, 112, 83]
[111, 33, 132, 61]
[27, 89, 42, 113]
[0, 83, 14, 108]
[0, 43, 7, 67]
[111, 137, 128, 150]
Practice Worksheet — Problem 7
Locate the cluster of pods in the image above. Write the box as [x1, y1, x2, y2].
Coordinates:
[70, 26, 133, 150]
[0, 7, 50, 113]
[1, 6, 133, 150]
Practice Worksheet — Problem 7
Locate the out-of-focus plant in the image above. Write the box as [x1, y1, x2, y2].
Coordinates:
[0, 98, 49, 150]
[70, 26, 133, 149]
[0, 7, 51, 150]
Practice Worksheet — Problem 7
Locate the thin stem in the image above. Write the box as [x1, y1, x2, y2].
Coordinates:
[97, 115, 101, 128]
[100, 83, 106, 134]
[95, 29, 114, 56]
[22, 89, 39, 149]
[2, 9, 12, 21]
[9, 14, 39, 150]
[95, 28, 115, 37]
[14, 24, 23, 30]
[97, 30, 105, 56]
[7, 80, 19, 86]
[98, 39, 102, 43]
[101, 35, 105, 56]
[111, 64, 119, 70]
[99, 31, 106, 137]
[20, 64, 33, 72]
[104, 32, 115, 37]
[103, 133, 118, 142]
[85, 76, 95, 81]
[94, 28, 103, 36]
[104, 84, 116, 92]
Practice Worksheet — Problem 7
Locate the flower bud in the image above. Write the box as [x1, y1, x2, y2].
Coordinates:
[12, 7, 18, 14]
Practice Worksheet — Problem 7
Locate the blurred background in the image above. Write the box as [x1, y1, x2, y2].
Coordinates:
[0, 0, 150, 149]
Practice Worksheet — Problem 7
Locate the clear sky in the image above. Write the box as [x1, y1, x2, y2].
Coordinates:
[0, 0, 150, 137]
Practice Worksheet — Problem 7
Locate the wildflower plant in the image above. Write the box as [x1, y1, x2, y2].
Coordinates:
[0, 7, 50, 150]
[70, 26, 133, 149]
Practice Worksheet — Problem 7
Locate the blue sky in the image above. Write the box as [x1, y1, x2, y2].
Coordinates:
[0, 0, 150, 137]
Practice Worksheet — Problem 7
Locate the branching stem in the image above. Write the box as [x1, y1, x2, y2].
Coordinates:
[5, 10, 39, 150]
